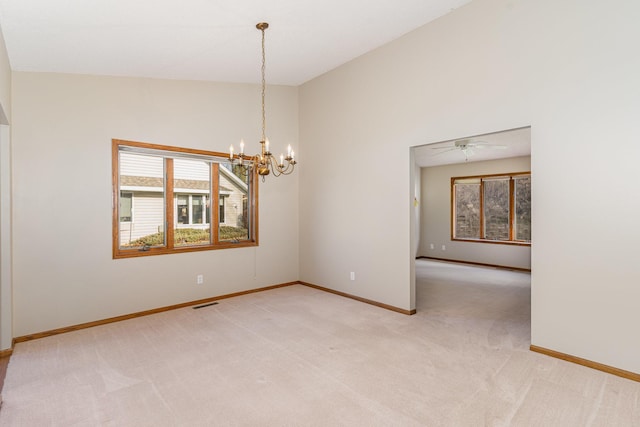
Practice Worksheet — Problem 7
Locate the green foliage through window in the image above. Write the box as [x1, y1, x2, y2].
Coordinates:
[124, 226, 249, 247]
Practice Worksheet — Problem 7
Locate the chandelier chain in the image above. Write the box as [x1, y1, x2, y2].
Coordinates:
[261, 26, 266, 143]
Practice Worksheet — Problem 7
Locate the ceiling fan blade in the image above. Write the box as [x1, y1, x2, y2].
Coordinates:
[470, 142, 507, 149]
[430, 147, 458, 156]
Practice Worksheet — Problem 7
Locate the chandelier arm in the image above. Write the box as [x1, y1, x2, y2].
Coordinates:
[272, 156, 294, 177]
[267, 155, 282, 177]
[271, 157, 295, 176]
[283, 162, 295, 175]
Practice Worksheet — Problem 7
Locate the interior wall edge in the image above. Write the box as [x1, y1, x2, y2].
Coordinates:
[300, 281, 416, 315]
[417, 256, 531, 272]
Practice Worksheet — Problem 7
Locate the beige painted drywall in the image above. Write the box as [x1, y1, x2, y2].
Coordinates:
[0, 24, 9, 124]
[11, 72, 299, 336]
[419, 156, 531, 270]
[299, 0, 640, 373]
[0, 25, 11, 351]
[0, 125, 11, 351]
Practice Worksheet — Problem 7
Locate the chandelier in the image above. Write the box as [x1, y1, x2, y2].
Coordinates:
[229, 22, 297, 180]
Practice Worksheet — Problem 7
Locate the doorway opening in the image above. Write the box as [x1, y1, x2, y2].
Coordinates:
[410, 126, 531, 333]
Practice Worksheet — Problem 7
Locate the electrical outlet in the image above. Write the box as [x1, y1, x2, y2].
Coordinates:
[350, 272, 355, 281]
[441, 245, 446, 251]
[196, 274, 204, 285]
[430, 243, 434, 250]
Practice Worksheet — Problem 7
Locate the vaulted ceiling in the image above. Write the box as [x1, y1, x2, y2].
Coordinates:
[0, 0, 471, 86]
[0, 1, 531, 166]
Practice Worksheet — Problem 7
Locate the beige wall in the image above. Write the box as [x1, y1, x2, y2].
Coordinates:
[300, 0, 640, 373]
[0, 23, 10, 124]
[0, 23, 11, 350]
[11, 72, 299, 336]
[419, 156, 531, 270]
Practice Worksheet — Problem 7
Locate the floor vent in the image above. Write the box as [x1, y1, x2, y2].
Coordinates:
[193, 302, 219, 309]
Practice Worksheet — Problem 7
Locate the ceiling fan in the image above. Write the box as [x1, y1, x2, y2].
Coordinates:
[430, 139, 507, 161]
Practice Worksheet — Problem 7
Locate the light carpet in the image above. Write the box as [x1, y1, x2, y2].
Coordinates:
[0, 260, 638, 426]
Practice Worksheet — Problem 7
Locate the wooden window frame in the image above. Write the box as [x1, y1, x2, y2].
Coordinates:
[451, 171, 530, 246]
[112, 139, 258, 259]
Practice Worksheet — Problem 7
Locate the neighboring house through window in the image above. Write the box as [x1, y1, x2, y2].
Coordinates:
[176, 194, 210, 226]
[112, 139, 258, 258]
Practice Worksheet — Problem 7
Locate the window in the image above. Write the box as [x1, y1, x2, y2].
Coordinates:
[112, 139, 258, 258]
[452, 172, 530, 245]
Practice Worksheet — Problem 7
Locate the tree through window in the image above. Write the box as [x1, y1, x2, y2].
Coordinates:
[452, 172, 530, 244]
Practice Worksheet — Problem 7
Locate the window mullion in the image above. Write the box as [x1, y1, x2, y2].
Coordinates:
[479, 180, 485, 239]
[200, 195, 205, 224]
[509, 177, 515, 241]
[166, 158, 175, 249]
[450, 178, 455, 239]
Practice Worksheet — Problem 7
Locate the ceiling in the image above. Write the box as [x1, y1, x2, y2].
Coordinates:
[414, 127, 531, 168]
[0, 1, 529, 167]
[0, 0, 471, 86]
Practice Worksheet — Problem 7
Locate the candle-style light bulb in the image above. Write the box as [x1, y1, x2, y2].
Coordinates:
[240, 139, 244, 155]
[287, 144, 292, 157]
[291, 150, 295, 161]
[265, 139, 270, 153]
[229, 145, 234, 160]
[280, 153, 284, 166]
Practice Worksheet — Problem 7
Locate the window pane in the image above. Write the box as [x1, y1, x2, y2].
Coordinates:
[219, 161, 250, 241]
[176, 195, 189, 224]
[118, 152, 165, 249]
[514, 176, 531, 241]
[219, 196, 225, 223]
[174, 159, 211, 247]
[192, 195, 205, 225]
[455, 183, 480, 239]
[483, 179, 510, 240]
[119, 192, 132, 222]
[205, 195, 210, 225]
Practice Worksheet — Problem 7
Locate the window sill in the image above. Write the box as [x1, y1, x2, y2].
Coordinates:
[113, 240, 258, 259]
[452, 238, 531, 247]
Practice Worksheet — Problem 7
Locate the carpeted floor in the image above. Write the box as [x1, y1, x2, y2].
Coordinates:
[0, 260, 638, 426]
